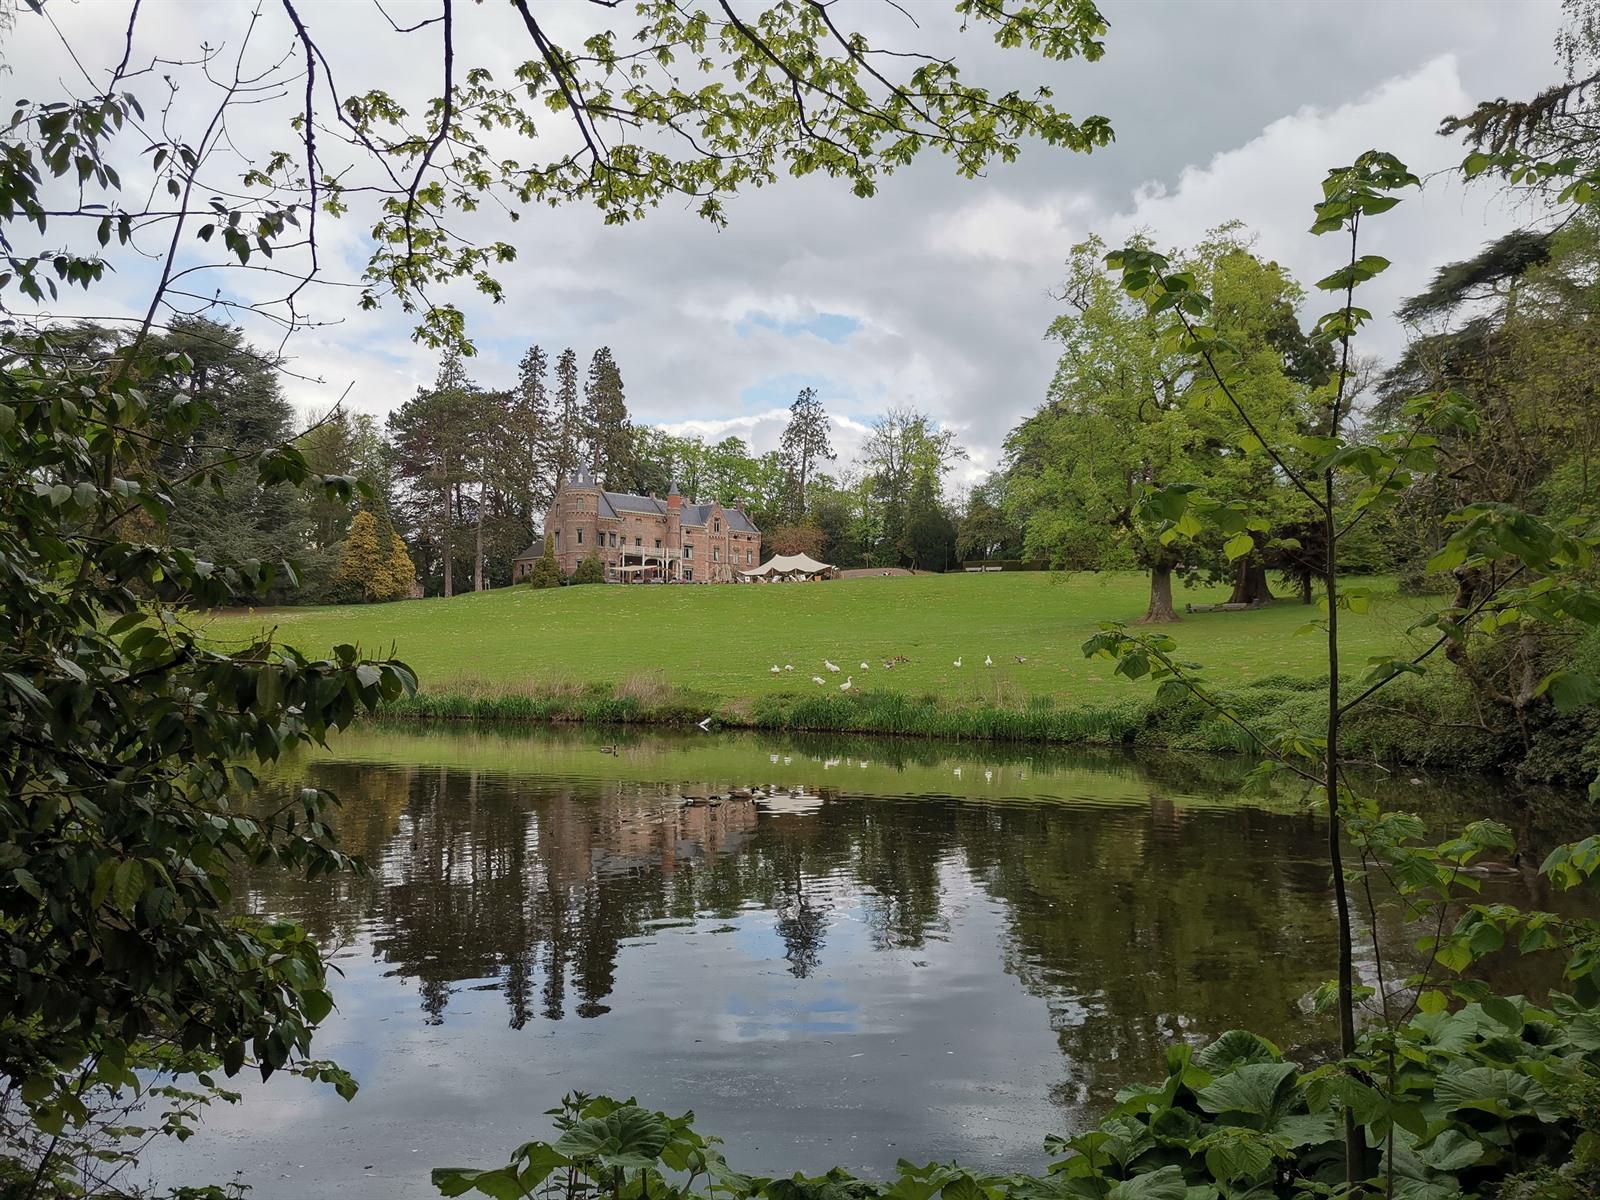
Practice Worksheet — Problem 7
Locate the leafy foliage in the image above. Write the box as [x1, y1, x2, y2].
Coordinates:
[0, 328, 416, 1190]
[573, 552, 607, 585]
[442, 1022, 1600, 1200]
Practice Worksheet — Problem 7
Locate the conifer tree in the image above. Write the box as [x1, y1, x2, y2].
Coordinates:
[514, 345, 556, 510]
[388, 351, 476, 597]
[333, 510, 415, 602]
[527, 536, 562, 589]
[584, 347, 633, 486]
[553, 348, 583, 489]
[779, 386, 835, 519]
[379, 529, 419, 601]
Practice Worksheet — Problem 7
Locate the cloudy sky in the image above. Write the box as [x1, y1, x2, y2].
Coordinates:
[12, 1, 1569, 487]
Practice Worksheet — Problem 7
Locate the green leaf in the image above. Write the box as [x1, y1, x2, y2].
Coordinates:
[1195, 1062, 1299, 1122]
[1434, 1067, 1557, 1121]
[1417, 1129, 1483, 1172]
[1223, 532, 1253, 562]
[1536, 669, 1599, 714]
[1417, 989, 1448, 1015]
[1479, 994, 1522, 1032]
[429, 1167, 529, 1199]
[1106, 1167, 1187, 1200]
[1200, 1130, 1276, 1182]
[1193, 1030, 1280, 1074]
[553, 1105, 672, 1171]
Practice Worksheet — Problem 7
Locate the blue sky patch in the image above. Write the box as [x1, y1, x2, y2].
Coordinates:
[736, 310, 861, 345]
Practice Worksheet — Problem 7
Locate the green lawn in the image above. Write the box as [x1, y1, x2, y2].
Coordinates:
[199, 572, 1426, 705]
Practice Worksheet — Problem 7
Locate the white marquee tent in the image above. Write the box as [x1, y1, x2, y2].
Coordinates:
[739, 553, 836, 581]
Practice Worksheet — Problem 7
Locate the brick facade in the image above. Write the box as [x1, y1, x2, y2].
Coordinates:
[512, 468, 762, 584]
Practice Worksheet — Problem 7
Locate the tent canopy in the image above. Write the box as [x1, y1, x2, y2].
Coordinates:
[741, 553, 835, 578]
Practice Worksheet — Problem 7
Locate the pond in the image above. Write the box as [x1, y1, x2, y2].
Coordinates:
[140, 726, 1590, 1198]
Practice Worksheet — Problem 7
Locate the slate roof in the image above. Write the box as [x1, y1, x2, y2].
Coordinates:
[589, 490, 759, 532]
[600, 491, 665, 517]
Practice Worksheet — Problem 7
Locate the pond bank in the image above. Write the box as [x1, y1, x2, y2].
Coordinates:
[380, 672, 1600, 791]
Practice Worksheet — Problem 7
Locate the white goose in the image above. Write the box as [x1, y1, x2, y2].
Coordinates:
[824, 659, 840, 673]
[860, 661, 870, 671]
[984, 655, 993, 667]
[953, 657, 962, 668]
[839, 676, 853, 692]
[812, 675, 826, 686]
[770, 664, 781, 674]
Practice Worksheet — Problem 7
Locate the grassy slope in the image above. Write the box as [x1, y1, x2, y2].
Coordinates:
[202, 571, 1422, 705]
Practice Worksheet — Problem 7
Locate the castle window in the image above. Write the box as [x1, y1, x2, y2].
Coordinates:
[635, 536, 642, 547]
[683, 568, 693, 582]
[746, 550, 752, 565]
[714, 518, 721, 533]
[713, 546, 720, 562]
[684, 544, 694, 560]
[609, 532, 617, 547]
[576, 528, 583, 545]
[654, 538, 661, 548]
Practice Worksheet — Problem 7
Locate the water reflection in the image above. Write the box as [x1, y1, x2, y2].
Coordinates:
[174, 727, 1585, 1199]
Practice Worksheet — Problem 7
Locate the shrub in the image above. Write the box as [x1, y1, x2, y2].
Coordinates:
[572, 552, 606, 585]
[527, 537, 562, 589]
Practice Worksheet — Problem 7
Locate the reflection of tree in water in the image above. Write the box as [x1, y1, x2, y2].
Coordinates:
[775, 891, 828, 978]
[236, 742, 1578, 1116]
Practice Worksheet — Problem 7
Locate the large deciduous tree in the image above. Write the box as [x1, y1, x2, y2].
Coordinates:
[860, 407, 965, 568]
[1006, 230, 1319, 622]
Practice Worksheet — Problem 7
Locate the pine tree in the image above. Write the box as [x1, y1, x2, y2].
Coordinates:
[583, 347, 633, 486]
[513, 344, 556, 510]
[779, 386, 835, 519]
[553, 348, 582, 489]
[527, 536, 562, 589]
[388, 353, 476, 597]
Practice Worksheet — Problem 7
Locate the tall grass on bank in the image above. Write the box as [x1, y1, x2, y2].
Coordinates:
[377, 671, 1600, 786]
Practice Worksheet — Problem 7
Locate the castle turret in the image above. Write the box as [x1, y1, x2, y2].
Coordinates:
[553, 467, 600, 574]
[666, 479, 682, 554]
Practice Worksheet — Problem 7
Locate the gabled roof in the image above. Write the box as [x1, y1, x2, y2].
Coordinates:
[600, 491, 665, 517]
[678, 502, 759, 533]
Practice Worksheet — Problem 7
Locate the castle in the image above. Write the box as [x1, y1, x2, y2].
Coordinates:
[514, 468, 762, 583]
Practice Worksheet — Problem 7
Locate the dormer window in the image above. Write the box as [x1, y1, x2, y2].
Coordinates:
[714, 518, 721, 533]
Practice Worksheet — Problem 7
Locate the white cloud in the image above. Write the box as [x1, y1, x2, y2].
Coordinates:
[3, 2, 1563, 486]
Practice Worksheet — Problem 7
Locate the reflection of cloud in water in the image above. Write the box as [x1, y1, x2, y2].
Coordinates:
[181, 726, 1581, 1198]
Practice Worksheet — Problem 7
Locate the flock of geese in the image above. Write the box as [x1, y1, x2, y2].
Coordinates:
[767, 653, 1030, 690]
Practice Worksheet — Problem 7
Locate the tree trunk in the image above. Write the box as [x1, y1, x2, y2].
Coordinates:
[474, 483, 485, 592]
[1300, 571, 1313, 605]
[1227, 558, 1276, 606]
[1139, 562, 1179, 624]
[440, 486, 453, 599]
